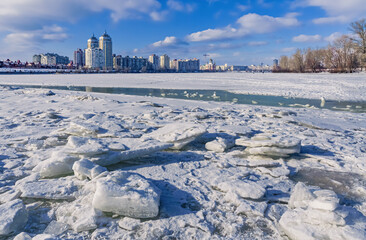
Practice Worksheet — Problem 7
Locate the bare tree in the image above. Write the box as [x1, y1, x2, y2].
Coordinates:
[350, 19, 366, 70]
[291, 49, 305, 73]
[305, 48, 324, 72]
[279, 55, 290, 72]
[333, 35, 358, 72]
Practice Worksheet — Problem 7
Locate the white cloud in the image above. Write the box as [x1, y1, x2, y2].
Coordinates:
[2, 25, 68, 58]
[151, 36, 187, 48]
[292, 34, 322, 42]
[186, 13, 300, 42]
[167, 0, 195, 12]
[324, 32, 342, 43]
[300, 0, 366, 24]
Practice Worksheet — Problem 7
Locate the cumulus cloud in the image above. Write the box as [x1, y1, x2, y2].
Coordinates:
[299, 0, 366, 24]
[292, 34, 322, 42]
[186, 13, 300, 42]
[2, 25, 69, 58]
[151, 36, 187, 48]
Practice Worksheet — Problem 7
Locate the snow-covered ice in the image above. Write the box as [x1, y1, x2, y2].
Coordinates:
[0, 74, 365, 239]
[92, 171, 161, 218]
[0, 200, 28, 236]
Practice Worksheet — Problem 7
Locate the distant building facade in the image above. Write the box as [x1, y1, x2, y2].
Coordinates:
[74, 49, 84, 68]
[170, 58, 200, 72]
[148, 54, 160, 70]
[33, 54, 41, 64]
[85, 34, 104, 69]
[33, 53, 69, 66]
[99, 32, 113, 70]
[160, 54, 170, 70]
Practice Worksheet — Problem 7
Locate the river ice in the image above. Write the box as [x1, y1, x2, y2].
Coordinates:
[0, 81, 365, 239]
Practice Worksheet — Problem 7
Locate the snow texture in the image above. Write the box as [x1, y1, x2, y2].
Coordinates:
[0, 200, 28, 236]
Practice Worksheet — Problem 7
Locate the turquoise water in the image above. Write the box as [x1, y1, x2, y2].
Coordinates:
[2, 84, 366, 113]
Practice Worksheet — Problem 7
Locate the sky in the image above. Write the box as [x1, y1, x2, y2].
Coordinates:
[0, 0, 365, 65]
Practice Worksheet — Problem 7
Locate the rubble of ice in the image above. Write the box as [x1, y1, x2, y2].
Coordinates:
[145, 123, 207, 149]
[93, 171, 161, 218]
[280, 182, 366, 240]
[0, 79, 365, 239]
[0, 200, 28, 236]
[236, 134, 301, 157]
[72, 159, 107, 180]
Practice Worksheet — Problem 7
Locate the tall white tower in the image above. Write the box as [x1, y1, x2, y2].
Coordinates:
[99, 31, 113, 70]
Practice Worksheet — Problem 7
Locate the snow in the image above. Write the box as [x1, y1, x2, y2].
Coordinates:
[0, 200, 28, 236]
[0, 72, 365, 101]
[0, 74, 365, 239]
[92, 171, 161, 218]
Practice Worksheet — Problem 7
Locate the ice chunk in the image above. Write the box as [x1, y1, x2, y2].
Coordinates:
[64, 136, 172, 166]
[205, 137, 235, 153]
[18, 178, 77, 200]
[92, 171, 161, 218]
[235, 200, 267, 217]
[288, 182, 316, 209]
[13, 232, 32, 240]
[72, 159, 107, 180]
[43, 221, 69, 236]
[236, 134, 301, 157]
[0, 199, 28, 236]
[65, 122, 100, 136]
[145, 123, 207, 150]
[216, 180, 265, 200]
[55, 201, 99, 233]
[305, 208, 346, 226]
[32, 234, 55, 240]
[65, 136, 108, 156]
[308, 189, 339, 211]
[33, 151, 79, 178]
[118, 217, 141, 231]
[90, 139, 172, 166]
[0, 188, 21, 204]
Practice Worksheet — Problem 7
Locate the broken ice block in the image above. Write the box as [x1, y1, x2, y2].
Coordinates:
[18, 178, 77, 200]
[92, 171, 161, 218]
[0, 200, 28, 236]
[236, 134, 301, 157]
[145, 123, 207, 150]
[72, 159, 107, 180]
[205, 137, 235, 153]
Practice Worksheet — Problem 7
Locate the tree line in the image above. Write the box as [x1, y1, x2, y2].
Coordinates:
[274, 19, 366, 73]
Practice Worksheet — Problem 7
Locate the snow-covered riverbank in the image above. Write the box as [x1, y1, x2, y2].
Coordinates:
[1, 84, 365, 239]
[0, 72, 365, 101]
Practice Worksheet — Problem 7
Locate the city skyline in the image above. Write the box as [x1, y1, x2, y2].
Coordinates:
[0, 0, 365, 65]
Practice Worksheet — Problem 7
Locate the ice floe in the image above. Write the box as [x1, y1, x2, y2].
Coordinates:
[92, 171, 161, 218]
[280, 182, 366, 240]
[145, 123, 207, 150]
[0, 199, 28, 236]
[236, 134, 301, 157]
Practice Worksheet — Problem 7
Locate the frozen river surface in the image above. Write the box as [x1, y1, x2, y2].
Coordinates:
[0, 74, 365, 239]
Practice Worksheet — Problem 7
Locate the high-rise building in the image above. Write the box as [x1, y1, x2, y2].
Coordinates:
[160, 54, 170, 70]
[85, 35, 104, 69]
[99, 31, 113, 70]
[74, 49, 84, 68]
[148, 54, 160, 70]
[33, 54, 41, 64]
[171, 58, 200, 72]
[87, 34, 98, 49]
[113, 55, 122, 70]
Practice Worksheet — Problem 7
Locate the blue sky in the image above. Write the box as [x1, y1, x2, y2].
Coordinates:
[0, 0, 365, 65]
